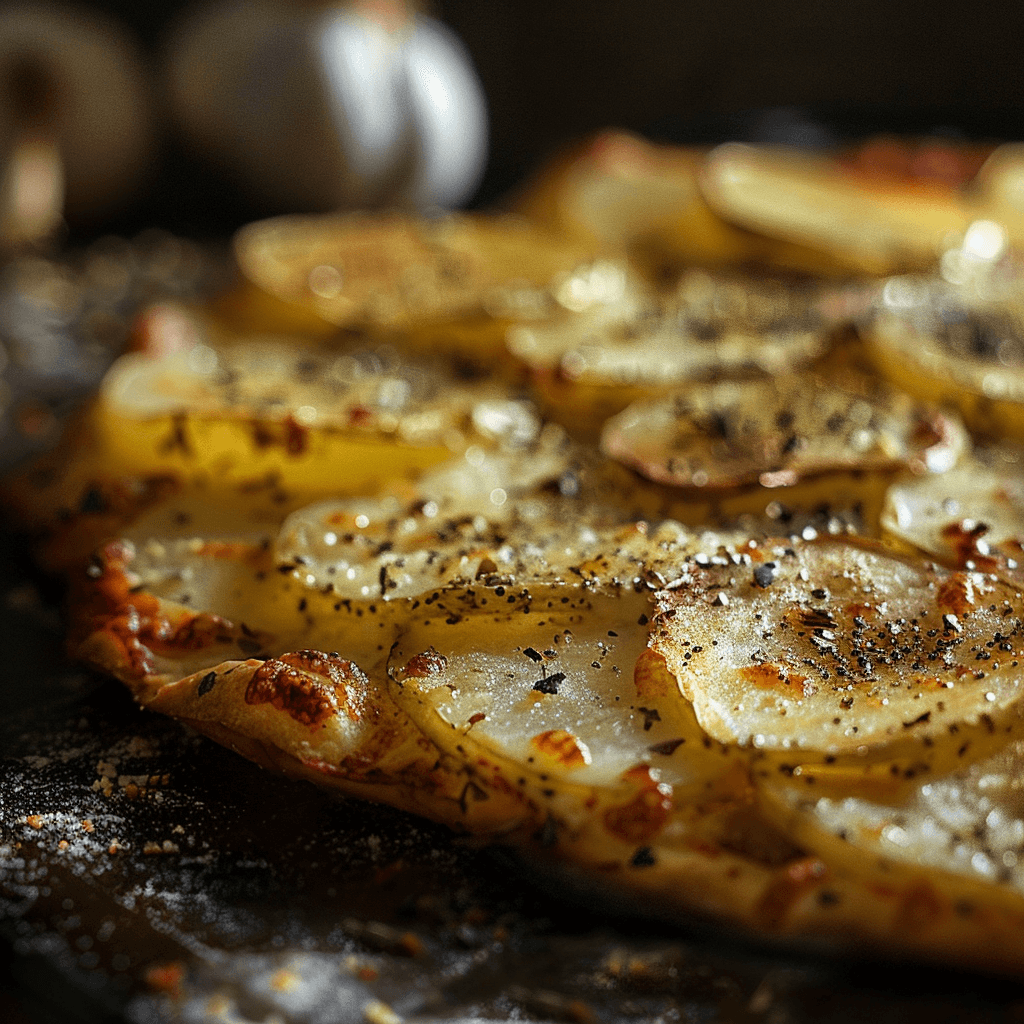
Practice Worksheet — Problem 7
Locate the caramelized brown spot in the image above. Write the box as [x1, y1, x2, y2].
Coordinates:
[402, 648, 448, 678]
[937, 573, 977, 617]
[603, 765, 673, 844]
[634, 648, 677, 701]
[940, 520, 994, 568]
[740, 663, 816, 698]
[530, 729, 589, 769]
[245, 650, 370, 727]
[756, 856, 828, 928]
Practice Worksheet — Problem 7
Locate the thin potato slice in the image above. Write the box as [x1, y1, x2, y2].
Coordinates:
[882, 450, 1024, 587]
[143, 654, 525, 836]
[510, 129, 853, 276]
[2, 338, 543, 569]
[509, 266, 836, 438]
[700, 143, 972, 275]
[234, 211, 594, 330]
[756, 732, 1024, 916]
[384, 583, 759, 861]
[600, 372, 966, 527]
[864, 268, 1024, 437]
[94, 338, 539, 486]
[649, 534, 1024, 755]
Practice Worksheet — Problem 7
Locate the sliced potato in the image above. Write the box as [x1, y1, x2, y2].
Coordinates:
[756, 730, 1024, 916]
[509, 129, 854, 276]
[144, 653, 525, 835]
[649, 534, 1024, 756]
[882, 449, 1024, 586]
[234, 211, 594, 330]
[600, 371, 966, 528]
[510, 266, 837, 438]
[864, 268, 1024, 437]
[2, 337, 545, 569]
[700, 143, 972, 276]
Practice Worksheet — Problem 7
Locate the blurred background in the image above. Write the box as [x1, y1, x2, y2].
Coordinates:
[3, 0, 1024, 244]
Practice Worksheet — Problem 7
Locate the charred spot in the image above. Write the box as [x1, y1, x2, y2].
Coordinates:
[630, 846, 657, 868]
[800, 607, 838, 630]
[244, 650, 368, 727]
[197, 671, 217, 697]
[637, 707, 662, 732]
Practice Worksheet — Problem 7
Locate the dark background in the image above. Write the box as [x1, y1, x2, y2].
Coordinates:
[43, 0, 1024, 237]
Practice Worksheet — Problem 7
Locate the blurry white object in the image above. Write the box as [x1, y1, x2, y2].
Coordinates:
[165, 0, 488, 213]
[0, 2, 154, 241]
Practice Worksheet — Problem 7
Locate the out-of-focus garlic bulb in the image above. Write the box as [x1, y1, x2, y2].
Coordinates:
[164, 0, 488, 214]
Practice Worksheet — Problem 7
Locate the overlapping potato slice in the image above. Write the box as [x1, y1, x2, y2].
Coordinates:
[381, 534, 1024, 971]
[67, 434, 727, 838]
[510, 129, 857, 276]
[96, 338, 540, 485]
[863, 261, 1024, 437]
[2, 336, 544, 569]
[757, 733, 1024, 915]
[648, 534, 1024, 759]
[881, 448, 1024, 586]
[600, 370, 966, 527]
[700, 143, 973, 276]
[233, 211, 594, 331]
[508, 264, 840, 438]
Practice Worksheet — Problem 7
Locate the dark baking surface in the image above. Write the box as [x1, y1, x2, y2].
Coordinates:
[3, 515, 1024, 1022]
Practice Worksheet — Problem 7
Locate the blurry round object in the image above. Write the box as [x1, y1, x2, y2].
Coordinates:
[863, 242, 1024, 437]
[0, 2, 155, 236]
[164, 0, 488, 213]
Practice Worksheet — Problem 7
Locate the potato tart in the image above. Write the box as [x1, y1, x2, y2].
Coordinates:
[14, 142, 1024, 976]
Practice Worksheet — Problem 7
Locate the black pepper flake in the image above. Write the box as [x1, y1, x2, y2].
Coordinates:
[198, 672, 217, 697]
[532, 672, 566, 695]
[648, 738, 685, 756]
[753, 562, 777, 588]
[523, 647, 543, 663]
[78, 487, 107, 514]
[638, 707, 662, 731]
[903, 711, 932, 729]
[631, 846, 657, 868]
